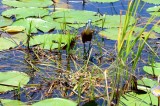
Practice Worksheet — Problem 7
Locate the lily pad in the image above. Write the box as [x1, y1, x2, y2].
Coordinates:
[143, 62, 160, 76]
[89, 0, 119, 3]
[153, 25, 160, 34]
[1, 26, 25, 33]
[0, 71, 30, 93]
[96, 15, 135, 28]
[32, 98, 77, 106]
[29, 34, 75, 50]
[142, 0, 160, 5]
[147, 6, 160, 16]
[0, 37, 19, 51]
[0, 99, 27, 106]
[2, 7, 49, 19]
[99, 27, 142, 40]
[51, 9, 102, 24]
[12, 18, 60, 33]
[2, 0, 53, 8]
[138, 77, 159, 89]
[0, 16, 13, 27]
[120, 92, 158, 106]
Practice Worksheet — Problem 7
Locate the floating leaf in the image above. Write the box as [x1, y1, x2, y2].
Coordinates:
[29, 34, 75, 50]
[99, 27, 142, 40]
[0, 99, 27, 106]
[2, 0, 53, 8]
[143, 62, 160, 76]
[0, 71, 30, 93]
[12, 18, 60, 33]
[1, 26, 25, 33]
[96, 15, 135, 28]
[153, 25, 160, 34]
[0, 37, 19, 51]
[147, 6, 160, 16]
[32, 98, 77, 106]
[51, 9, 102, 24]
[120, 92, 158, 106]
[89, 0, 119, 3]
[142, 0, 160, 5]
[2, 7, 49, 19]
[138, 77, 158, 89]
[0, 16, 13, 27]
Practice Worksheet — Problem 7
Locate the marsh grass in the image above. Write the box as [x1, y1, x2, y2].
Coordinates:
[104, 0, 159, 105]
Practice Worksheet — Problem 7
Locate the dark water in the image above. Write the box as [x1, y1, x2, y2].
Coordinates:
[0, 0, 160, 105]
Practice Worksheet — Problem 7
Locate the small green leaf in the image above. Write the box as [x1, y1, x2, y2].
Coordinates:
[32, 98, 77, 106]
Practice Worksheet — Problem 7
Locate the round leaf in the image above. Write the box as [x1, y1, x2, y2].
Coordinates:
[0, 71, 30, 93]
[2, 7, 49, 19]
[143, 63, 160, 76]
[0, 99, 27, 106]
[32, 98, 77, 106]
[0, 16, 13, 27]
[2, 0, 53, 8]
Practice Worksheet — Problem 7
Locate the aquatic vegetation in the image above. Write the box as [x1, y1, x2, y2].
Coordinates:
[2, 0, 53, 8]
[29, 34, 75, 50]
[0, 0, 159, 105]
[143, 62, 160, 76]
[0, 98, 77, 106]
[89, 0, 119, 3]
[1, 26, 25, 33]
[142, 0, 160, 5]
[0, 71, 30, 93]
[2, 7, 49, 19]
[0, 16, 13, 27]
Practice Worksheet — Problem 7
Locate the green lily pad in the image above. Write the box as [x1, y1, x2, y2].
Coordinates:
[99, 26, 158, 40]
[1, 26, 25, 33]
[12, 18, 60, 33]
[142, 0, 160, 5]
[32, 98, 77, 106]
[138, 77, 158, 88]
[0, 71, 30, 93]
[2, 7, 49, 19]
[120, 92, 158, 106]
[51, 9, 102, 24]
[143, 63, 160, 76]
[29, 34, 75, 50]
[99, 27, 142, 40]
[0, 37, 19, 51]
[153, 25, 160, 34]
[2, 0, 53, 8]
[96, 15, 135, 28]
[89, 0, 119, 3]
[147, 6, 160, 16]
[0, 16, 13, 27]
[0, 99, 27, 106]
